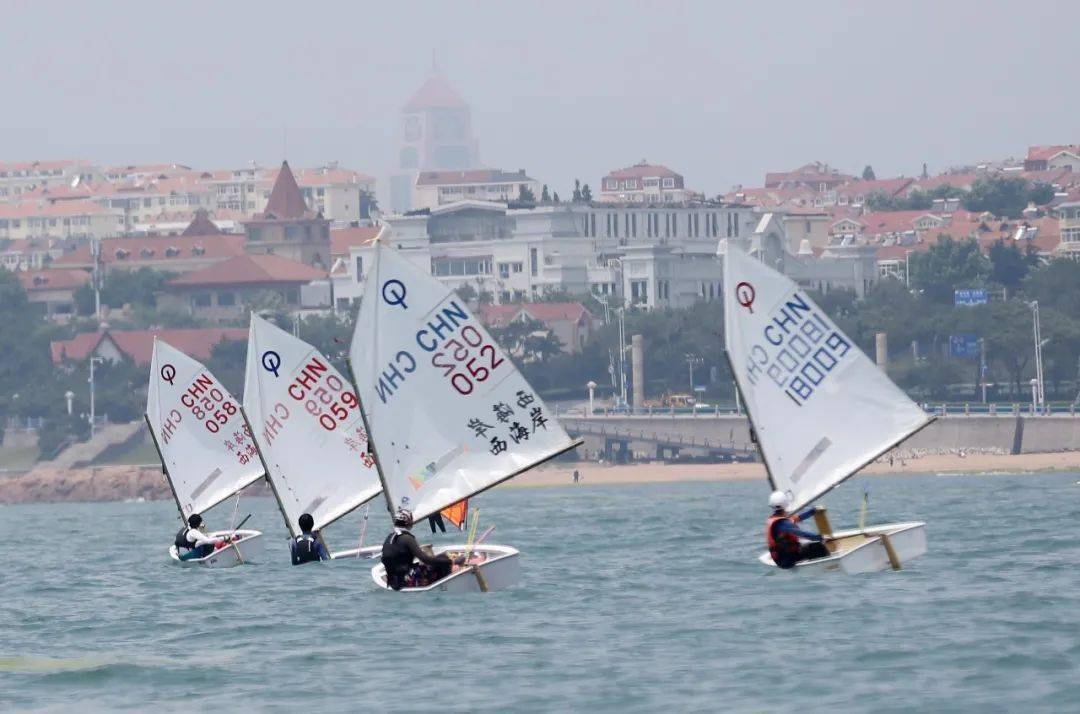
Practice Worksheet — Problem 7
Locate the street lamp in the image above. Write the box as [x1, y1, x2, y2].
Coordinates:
[89, 357, 104, 438]
[586, 380, 597, 418]
[65, 390, 74, 416]
[685, 353, 703, 393]
[1029, 301, 1045, 412]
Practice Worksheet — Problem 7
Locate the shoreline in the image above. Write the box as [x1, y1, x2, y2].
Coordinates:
[513, 450, 1080, 488]
[0, 451, 1077, 505]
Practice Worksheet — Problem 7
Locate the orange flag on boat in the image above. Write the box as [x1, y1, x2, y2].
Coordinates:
[440, 500, 468, 530]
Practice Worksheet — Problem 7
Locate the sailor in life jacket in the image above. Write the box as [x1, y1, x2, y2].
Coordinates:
[174, 513, 227, 561]
[381, 508, 462, 590]
[765, 491, 829, 569]
[290, 513, 330, 565]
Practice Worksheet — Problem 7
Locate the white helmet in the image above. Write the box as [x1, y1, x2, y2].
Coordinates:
[768, 490, 790, 510]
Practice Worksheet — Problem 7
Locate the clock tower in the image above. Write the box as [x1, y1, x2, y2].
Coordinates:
[391, 73, 480, 213]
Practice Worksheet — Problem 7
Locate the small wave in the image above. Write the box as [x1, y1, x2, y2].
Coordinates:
[0, 655, 114, 674]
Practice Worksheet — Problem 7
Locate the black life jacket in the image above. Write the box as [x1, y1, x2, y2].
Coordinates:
[174, 527, 194, 550]
[766, 515, 801, 568]
[292, 533, 321, 565]
[381, 531, 415, 589]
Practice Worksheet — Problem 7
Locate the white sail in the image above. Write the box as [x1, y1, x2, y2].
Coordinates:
[348, 241, 580, 522]
[146, 338, 264, 519]
[243, 314, 381, 537]
[722, 243, 931, 512]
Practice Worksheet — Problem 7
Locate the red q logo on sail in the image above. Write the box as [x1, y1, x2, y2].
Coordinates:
[735, 282, 755, 313]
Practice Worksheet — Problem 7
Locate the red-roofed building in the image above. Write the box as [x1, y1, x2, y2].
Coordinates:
[243, 161, 331, 270]
[0, 159, 100, 199]
[392, 73, 481, 213]
[1, 236, 63, 271]
[832, 210, 947, 242]
[834, 178, 914, 207]
[403, 75, 468, 111]
[161, 253, 329, 321]
[330, 225, 382, 260]
[17, 268, 91, 318]
[906, 172, 980, 196]
[53, 234, 245, 274]
[412, 169, 539, 209]
[51, 328, 247, 366]
[600, 161, 689, 203]
[476, 301, 595, 353]
[764, 162, 853, 191]
[1024, 145, 1080, 172]
[0, 199, 123, 241]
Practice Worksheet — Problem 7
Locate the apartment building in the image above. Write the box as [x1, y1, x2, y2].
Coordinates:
[412, 169, 539, 210]
[0, 160, 100, 199]
[0, 200, 123, 241]
[599, 162, 692, 203]
[1055, 199, 1080, 259]
[328, 199, 757, 310]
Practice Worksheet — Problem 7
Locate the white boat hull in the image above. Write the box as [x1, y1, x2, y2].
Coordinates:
[330, 545, 382, 560]
[169, 530, 263, 568]
[758, 522, 926, 574]
[371, 544, 520, 592]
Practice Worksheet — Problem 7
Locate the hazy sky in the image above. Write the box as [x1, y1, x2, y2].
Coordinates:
[3, 1, 1077, 198]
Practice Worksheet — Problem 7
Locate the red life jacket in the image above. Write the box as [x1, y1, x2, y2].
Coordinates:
[765, 514, 801, 565]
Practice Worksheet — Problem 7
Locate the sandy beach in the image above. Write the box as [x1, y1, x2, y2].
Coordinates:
[1, 451, 1078, 505]
[511, 450, 1080, 488]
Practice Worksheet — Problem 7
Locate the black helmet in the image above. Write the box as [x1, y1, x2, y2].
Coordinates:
[393, 507, 413, 528]
[187, 513, 202, 528]
[298, 513, 315, 532]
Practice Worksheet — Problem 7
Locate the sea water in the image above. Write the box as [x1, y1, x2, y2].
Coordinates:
[1, 472, 1079, 713]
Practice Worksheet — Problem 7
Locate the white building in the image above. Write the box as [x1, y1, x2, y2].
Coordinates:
[599, 161, 694, 203]
[328, 199, 757, 311]
[412, 169, 539, 210]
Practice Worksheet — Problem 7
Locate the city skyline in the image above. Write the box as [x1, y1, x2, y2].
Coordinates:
[2, 1, 1077, 199]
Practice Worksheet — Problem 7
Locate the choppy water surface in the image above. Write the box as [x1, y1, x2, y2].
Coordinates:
[2, 472, 1079, 712]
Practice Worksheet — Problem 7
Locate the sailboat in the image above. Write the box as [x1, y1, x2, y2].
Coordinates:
[242, 314, 383, 559]
[348, 241, 582, 592]
[722, 244, 934, 574]
[146, 338, 265, 568]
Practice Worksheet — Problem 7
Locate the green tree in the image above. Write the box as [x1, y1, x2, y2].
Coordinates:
[963, 176, 1030, 218]
[359, 189, 379, 218]
[572, 179, 583, 203]
[518, 184, 536, 202]
[581, 183, 593, 202]
[455, 284, 478, 302]
[988, 238, 1036, 291]
[909, 236, 990, 303]
[552, 191, 560, 203]
[862, 165, 876, 181]
[74, 267, 175, 315]
[540, 184, 551, 202]
[205, 337, 248, 397]
[1024, 259, 1080, 315]
[864, 190, 931, 211]
[1028, 182, 1055, 206]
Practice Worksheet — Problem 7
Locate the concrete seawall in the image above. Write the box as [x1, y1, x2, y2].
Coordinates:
[561, 414, 1080, 458]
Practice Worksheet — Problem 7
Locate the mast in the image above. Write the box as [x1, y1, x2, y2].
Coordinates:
[238, 405, 292, 535]
[722, 350, 775, 491]
[346, 360, 394, 519]
[143, 412, 184, 518]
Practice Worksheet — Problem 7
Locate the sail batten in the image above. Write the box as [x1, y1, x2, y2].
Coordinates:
[349, 242, 579, 523]
[146, 338, 264, 519]
[722, 244, 931, 512]
[243, 315, 381, 537]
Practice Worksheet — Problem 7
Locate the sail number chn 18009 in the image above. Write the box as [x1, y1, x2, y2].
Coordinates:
[741, 291, 853, 407]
